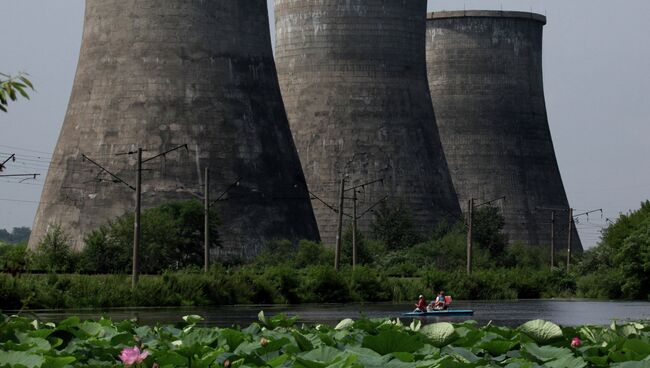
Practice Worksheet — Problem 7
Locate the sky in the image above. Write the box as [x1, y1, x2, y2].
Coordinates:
[1, 0, 649, 249]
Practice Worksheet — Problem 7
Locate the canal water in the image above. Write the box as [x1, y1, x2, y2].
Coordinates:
[17, 300, 650, 328]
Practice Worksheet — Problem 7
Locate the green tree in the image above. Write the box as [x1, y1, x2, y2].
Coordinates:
[82, 200, 220, 274]
[473, 205, 508, 259]
[32, 225, 75, 272]
[341, 225, 374, 266]
[0, 73, 34, 112]
[0, 242, 30, 273]
[370, 201, 422, 250]
[577, 201, 650, 299]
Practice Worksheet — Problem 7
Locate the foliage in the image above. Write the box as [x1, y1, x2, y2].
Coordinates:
[1, 313, 650, 367]
[0, 72, 34, 112]
[0, 227, 31, 244]
[473, 205, 508, 258]
[81, 200, 220, 274]
[340, 226, 376, 266]
[577, 201, 650, 300]
[370, 201, 422, 250]
[0, 242, 30, 273]
[31, 225, 75, 273]
[0, 267, 579, 310]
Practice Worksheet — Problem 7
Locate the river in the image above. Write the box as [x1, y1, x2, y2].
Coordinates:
[14, 300, 650, 328]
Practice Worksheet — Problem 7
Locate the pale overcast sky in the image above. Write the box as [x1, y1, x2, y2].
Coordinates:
[1, 1, 649, 248]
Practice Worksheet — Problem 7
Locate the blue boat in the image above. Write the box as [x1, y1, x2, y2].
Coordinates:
[402, 309, 474, 317]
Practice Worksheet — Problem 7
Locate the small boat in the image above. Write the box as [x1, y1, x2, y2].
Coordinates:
[402, 309, 474, 317]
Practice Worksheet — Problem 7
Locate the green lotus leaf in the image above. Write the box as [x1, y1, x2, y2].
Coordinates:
[298, 345, 345, 365]
[334, 318, 355, 330]
[543, 355, 588, 368]
[623, 339, 650, 356]
[218, 328, 246, 351]
[611, 360, 650, 368]
[182, 315, 204, 324]
[42, 356, 76, 368]
[419, 322, 457, 348]
[292, 331, 314, 352]
[518, 320, 563, 344]
[344, 346, 390, 367]
[362, 329, 424, 355]
[0, 351, 45, 368]
[480, 338, 519, 356]
[520, 342, 572, 363]
[441, 345, 481, 364]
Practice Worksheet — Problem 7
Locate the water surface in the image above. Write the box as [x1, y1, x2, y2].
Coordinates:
[20, 300, 650, 328]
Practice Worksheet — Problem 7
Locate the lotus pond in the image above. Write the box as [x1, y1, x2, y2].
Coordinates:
[1, 312, 650, 367]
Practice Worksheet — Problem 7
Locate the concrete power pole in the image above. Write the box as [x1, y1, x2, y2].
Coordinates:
[132, 148, 142, 289]
[550, 210, 555, 269]
[466, 198, 474, 275]
[204, 167, 210, 273]
[352, 189, 358, 270]
[334, 177, 345, 270]
[567, 208, 573, 272]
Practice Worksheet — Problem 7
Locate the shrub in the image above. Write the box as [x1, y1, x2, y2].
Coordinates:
[370, 201, 422, 250]
[82, 200, 220, 274]
[32, 225, 76, 272]
[299, 266, 350, 303]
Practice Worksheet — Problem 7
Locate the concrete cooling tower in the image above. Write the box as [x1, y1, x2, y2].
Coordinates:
[425, 11, 581, 251]
[29, 0, 320, 257]
[275, 0, 462, 245]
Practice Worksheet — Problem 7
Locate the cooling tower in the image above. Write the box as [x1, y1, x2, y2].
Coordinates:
[29, 0, 320, 257]
[275, 0, 462, 245]
[426, 11, 581, 251]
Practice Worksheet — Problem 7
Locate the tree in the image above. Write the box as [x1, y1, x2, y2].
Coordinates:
[370, 201, 422, 250]
[0, 73, 34, 112]
[32, 225, 75, 272]
[82, 200, 220, 274]
[473, 205, 508, 258]
[0, 227, 31, 244]
[577, 201, 650, 299]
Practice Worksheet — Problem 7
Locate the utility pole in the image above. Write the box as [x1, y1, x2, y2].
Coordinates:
[334, 177, 345, 270]
[466, 198, 474, 275]
[132, 148, 142, 289]
[83, 144, 188, 288]
[204, 167, 210, 273]
[567, 207, 573, 273]
[352, 188, 357, 270]
[550, 210, 555, 269]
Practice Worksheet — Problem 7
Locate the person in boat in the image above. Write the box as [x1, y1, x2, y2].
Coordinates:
[414, 295, 427, 312]
[432, 291, 448, 310]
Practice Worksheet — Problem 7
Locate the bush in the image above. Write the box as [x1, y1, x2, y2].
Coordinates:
[299, 266, 350, 303]
[81, 200, 220, 274]
[0, 242, 30, 273]
[370, 201, 422, 250]
[32, 225, 76, 273]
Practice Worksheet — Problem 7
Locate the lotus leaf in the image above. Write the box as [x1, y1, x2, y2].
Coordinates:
[420, 322, 457, 348]
[362, 329, 424, 355]
[518, 320, 563, 344]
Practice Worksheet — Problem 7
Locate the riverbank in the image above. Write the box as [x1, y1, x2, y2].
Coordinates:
[0, 266, 583, 310]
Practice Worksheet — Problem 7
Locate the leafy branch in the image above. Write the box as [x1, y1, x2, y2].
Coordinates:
[0, 72, 35, 112]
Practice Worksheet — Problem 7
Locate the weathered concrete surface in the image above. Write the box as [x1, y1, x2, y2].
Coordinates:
[275, 0, 462, 245]
[426, 11, 582, 251]
[29, 0, 320, 257]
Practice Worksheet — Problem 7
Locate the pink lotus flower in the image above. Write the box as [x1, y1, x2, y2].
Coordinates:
[571, 337, 582, 347]
[119, 346, 149, 366]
